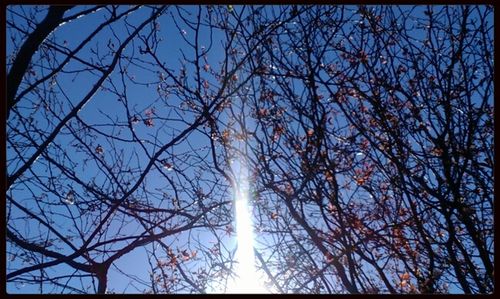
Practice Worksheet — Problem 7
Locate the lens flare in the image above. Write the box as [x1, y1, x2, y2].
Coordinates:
[225, 160, 268, 293]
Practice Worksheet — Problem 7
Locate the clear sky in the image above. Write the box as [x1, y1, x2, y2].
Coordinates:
[7, 5, 235, 293]
[6, 5, 493, 294]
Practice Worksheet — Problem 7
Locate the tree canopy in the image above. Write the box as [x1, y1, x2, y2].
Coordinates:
[6, 5, 494, 294]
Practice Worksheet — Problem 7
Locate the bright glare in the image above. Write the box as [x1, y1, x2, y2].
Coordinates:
[225, 160, 269, 294]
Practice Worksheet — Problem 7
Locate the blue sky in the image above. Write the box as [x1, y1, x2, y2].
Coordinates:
[6, 5, 234, 293]
[6, 5, 493, 294]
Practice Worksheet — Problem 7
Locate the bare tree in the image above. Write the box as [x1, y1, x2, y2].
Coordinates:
[230, 4, 493, 294]
[6, 5, 493, 294]
[6, 5, 265, 294]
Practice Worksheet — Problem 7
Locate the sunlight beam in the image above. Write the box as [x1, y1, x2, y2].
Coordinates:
[225, 160, 268, 294]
